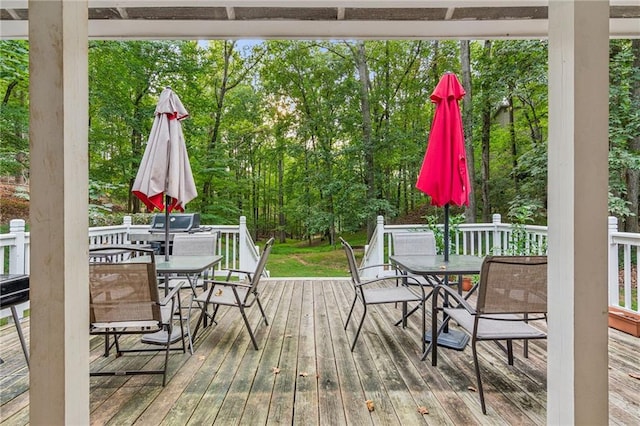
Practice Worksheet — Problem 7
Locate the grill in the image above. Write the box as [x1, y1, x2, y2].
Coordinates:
[149, 213, 201, 234]
[0, 274, 30, 309]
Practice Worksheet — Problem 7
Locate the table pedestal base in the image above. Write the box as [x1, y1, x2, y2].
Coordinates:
[424, 329, 469, 351]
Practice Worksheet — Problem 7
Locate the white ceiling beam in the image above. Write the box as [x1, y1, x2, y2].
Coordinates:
[2, 0, 638, 8]
[69, 19, 554, 39]
[2, 18, 639, 40]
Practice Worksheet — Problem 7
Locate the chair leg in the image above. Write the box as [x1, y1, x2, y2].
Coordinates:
[394, 288, 433, 326]
[181, 295, 193, 355]
[507, 340, 514, 365]
[192, 304, 207, 342]
[344, 296, 357, 330]
[350, 305, 367, 352]
[472, 340, 487, 415]
[256, 296, 269, 326]
[421, 299, 426, 354]
[238, 305, 259, 350]
[162, 324, 172, 387]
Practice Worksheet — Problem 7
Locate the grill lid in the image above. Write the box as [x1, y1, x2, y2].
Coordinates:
[149, 213, 200, 233]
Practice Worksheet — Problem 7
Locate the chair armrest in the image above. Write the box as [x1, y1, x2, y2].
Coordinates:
[202, 279, 252, 289]
[432, 284, 475, 313]
[356, 275, 426, 298]
[358, 263, 398, 273]
[224, 268, 255, 280]
[158, 280, 184, 306]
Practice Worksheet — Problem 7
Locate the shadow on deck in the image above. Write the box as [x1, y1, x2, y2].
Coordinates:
[1, 278, 639, 425]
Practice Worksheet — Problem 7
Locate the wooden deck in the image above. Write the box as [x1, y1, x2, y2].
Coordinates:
[1, 278, 639, 425]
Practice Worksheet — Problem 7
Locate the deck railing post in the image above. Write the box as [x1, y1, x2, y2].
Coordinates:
[9, 219, 26, 274]
[376, 215, 385, 274]
[608, 216, 619, 306]
[492, 213, 502, 255]
[238, 216, 250, 271]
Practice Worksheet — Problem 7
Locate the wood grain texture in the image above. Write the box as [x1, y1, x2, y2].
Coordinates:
[1, 279, 639, 425]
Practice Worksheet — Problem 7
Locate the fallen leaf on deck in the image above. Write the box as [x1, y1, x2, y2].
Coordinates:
[198, 355, 206, 361]
[365, 400, 375, 412]
[299, 372, 308, 377]
[468, 386, 477, 392]
[417, 406, 429, 415]
[272, 367, 280, 374]
[215, 289, 223, 296]
[629, 373, 640, 380]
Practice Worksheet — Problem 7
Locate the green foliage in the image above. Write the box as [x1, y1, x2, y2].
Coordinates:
[504, 200, 546, 255]
[1, 38, 639, 238]
[423, 213, 465, 255]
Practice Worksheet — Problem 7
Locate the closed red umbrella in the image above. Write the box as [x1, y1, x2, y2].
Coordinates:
[132, 87, 197, 260]
[416, 73, 470, 261]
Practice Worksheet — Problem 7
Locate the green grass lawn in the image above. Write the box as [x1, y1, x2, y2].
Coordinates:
[265, 232, 367, 277]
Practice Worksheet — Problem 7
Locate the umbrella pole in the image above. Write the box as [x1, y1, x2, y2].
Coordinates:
[443, 204, 449, 262]
[164, 194, 170, 262]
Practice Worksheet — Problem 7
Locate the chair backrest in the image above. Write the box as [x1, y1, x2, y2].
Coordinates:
[392, 231, 437, 256]
[476, 256, 547, 316]
[172, 233, 217, 256]
[89, 247, 161, 324]
[244, 237, 275, 302]
[339, 237, 361, 286]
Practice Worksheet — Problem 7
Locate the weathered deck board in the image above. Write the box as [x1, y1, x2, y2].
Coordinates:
[1, 278, 639, 425]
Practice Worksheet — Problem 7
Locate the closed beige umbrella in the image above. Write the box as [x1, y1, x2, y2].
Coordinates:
[132, 87, 197, 260]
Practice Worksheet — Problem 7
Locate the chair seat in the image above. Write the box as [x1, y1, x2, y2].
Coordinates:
[444, 309, 547, 340]
[194, 284, 250, 307]
[363, 286, 422, 305]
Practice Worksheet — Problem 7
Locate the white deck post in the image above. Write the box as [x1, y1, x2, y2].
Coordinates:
[491, 213, 502, 255]
[608, 216, 619, 306]
[547, 1, 609, 424]
[8, 219, 26, 274]
[28, 0, 90, 424]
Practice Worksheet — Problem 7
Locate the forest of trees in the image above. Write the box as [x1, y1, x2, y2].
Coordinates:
[1, 39, 639, 242]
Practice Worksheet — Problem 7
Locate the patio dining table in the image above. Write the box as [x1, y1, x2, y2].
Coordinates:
[389, 254, 484, 356]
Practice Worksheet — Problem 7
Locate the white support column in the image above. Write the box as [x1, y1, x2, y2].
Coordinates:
[29, 1, 89, 424]
[548, 1, 609, 424]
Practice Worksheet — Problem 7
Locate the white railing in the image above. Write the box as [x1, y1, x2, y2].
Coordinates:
[608, 217, 640, 314]
[1, 215, 262, 319]
[2, 214, 637, 319]
[363, 214, 548, 267]
[362, 214, 639, 317]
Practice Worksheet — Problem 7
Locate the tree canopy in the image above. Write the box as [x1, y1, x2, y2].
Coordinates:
[1, 39, 639, 236]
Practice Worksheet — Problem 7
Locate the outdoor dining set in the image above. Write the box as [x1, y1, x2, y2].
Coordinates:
[87, 232, 275, 387]
[340, 231, 548, 415]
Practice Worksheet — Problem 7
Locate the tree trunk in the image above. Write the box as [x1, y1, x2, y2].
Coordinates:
[481, 41, 492, 222]
[625, 39, 640, 232]
[278, 156, 286, 243]
[508, 93, 519, 190]
[460, 40, 476, 223]
[354, 41, 376, 239]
